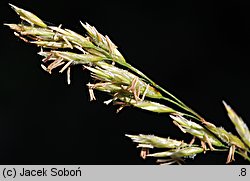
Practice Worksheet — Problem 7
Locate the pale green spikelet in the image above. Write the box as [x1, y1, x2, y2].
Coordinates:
[223, 101, 250, 149]
[126, 134, 188, 149]
[9, 4, 47, 28]
[170, 115, 224, 148]
[147, 147, 204, 158]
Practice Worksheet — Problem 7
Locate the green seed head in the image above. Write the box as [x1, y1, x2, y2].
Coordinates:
[9, 4, 47, 28]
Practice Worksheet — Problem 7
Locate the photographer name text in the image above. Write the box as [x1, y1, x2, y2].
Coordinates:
[2, 167, 82, 178]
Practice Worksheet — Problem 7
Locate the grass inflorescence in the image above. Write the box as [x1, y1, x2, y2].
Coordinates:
[4, 4, 250, 164]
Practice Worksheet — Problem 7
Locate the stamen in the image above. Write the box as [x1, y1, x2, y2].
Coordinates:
[231, 145, 235, 161]
[204, 134, 214, 151]
[173, 121, 187, 133]
[87, 83, 96, 101]
[67, 67, 71, 85]
[189, 136, 196, 146]
[62, 36, 73, 49]
[141, 84, 149, 101]
[226, 145, 233, 164]
[201, 118, 216, 128]
[136, 86, 141, 101]
[53, 24, 62, 41]
[116, 105, 125, 113]
[201, 141, 207, 153]
[59, 60, 74, 73]
[140, 148, 149, 159]
[127, 77, 140, 101]
[104, 99, 113, 105]
[14, 32, 29, 43]
[74, 45, 87, 54]
[41, 64, 47, 72]
[42, 53, 53, 63]
[47, 58, 64, 74]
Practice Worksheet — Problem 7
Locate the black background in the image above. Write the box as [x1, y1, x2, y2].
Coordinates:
[1, 0, 250, 164]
